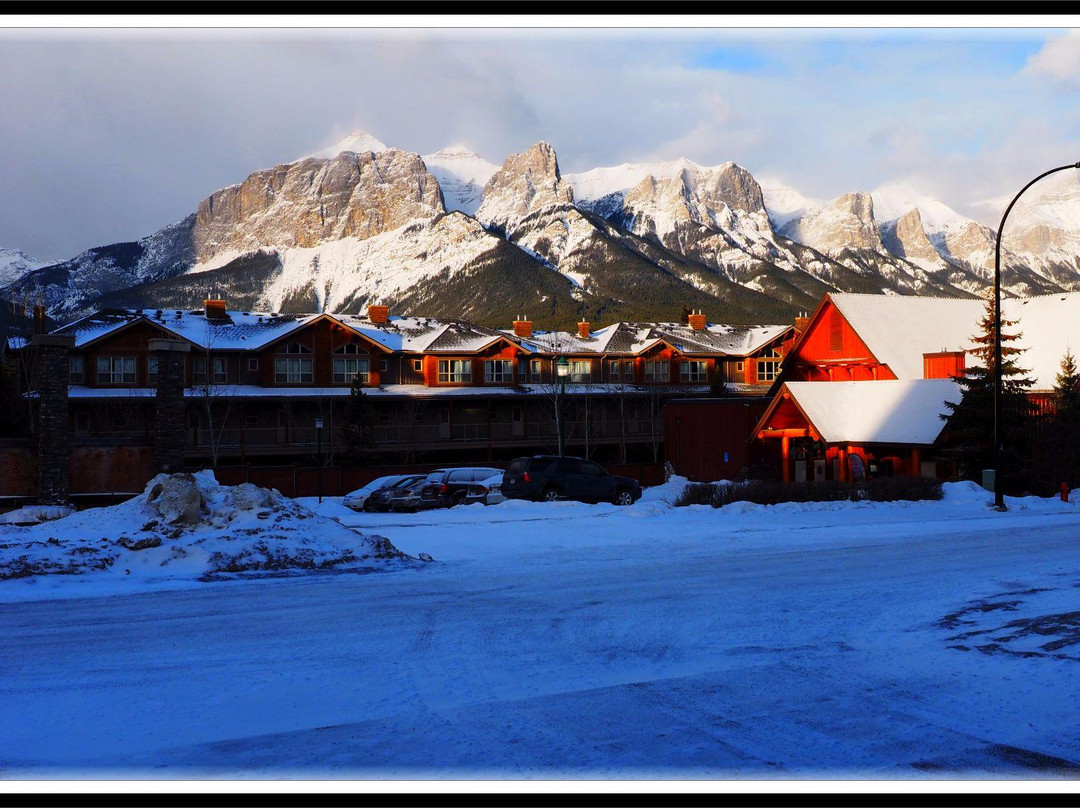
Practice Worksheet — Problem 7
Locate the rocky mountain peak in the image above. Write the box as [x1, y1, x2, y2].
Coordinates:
[193, 147, 445, 264]
[475, 142, 575, 231]
[879, 208, 945, 269]
[781, 190, 884, 256]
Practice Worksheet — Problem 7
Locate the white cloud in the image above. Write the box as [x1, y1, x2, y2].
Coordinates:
[1024, 29, 1080, 85]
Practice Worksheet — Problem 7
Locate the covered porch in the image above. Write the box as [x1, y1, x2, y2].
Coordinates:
[753, 379, 962, 483]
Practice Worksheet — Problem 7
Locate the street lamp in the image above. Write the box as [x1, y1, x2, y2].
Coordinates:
[555, 356, 569, 457]
[315, 416, 324, 503]
[991, 162, 1080, 512]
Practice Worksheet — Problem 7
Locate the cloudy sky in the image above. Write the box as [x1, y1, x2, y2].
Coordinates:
[1, 21, 1079, 261]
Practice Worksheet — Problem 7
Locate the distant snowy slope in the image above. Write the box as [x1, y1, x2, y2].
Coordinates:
[305, 130, 389, 160]
[422, 146, 499, 216]
[0, 248, 47, 289]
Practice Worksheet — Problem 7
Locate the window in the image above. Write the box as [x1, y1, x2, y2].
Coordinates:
[274, 357, 313, 384]
[624, 360, 634, 379]
[530, 359, 542, 381]
[147, 356, 160, 384]
[380, 359, 388, 372]
[69, 356, 85, 384]
[412, 358, 423, 372]
[757, 348, 782, 383]
[829, 310, 843, 352]
[333, 357, 369, 384]
[247, 358, 259, 372]
[680, 360, 707, 383]
[334, 343, 365, 355]
[246, 414, 260, 426]
[97, 356, 136, 384]
[282, 341, 311, 354]
[438, 359, 471, 383]
[581, 461, 605, 477]
[644, 360, 669, 383]
[736, 361, 745, 372]
[569, 360, 591, 383]
[608, 360, 620, 381]
[485, 359, 513, 383]
[193, 356, 226, 384]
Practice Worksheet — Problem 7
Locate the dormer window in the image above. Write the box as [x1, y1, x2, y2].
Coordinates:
[275, 341, 313, 384]
[97, 356, 136, 385]
[757, 348, 782, 382]
[644, 360, 669, 383]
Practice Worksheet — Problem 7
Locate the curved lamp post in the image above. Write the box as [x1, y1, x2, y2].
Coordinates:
[992, 162, 1080, 511]
[555, 356, 570, 457]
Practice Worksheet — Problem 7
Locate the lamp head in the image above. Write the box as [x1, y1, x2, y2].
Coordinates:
[556, 356, 570, 377]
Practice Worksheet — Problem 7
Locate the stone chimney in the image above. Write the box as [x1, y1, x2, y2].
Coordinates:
[688, 310, 707, 331]
[32, 304, 47, 335]
[795, 311, 810, 332]
[149, 339, 191, 474]
[32, 334, 76, 505]
[368, 304, 390, 324]
[577, 321, 590, 339]
[204, 298, 228, 320]
[512, 315, 533, 339]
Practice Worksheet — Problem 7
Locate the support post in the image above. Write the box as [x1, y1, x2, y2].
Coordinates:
[150, 339, 190, 475]
[781, 434, 791, 484]
[33, 334, 76, 505]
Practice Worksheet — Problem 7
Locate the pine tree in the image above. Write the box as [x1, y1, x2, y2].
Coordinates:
[1046, 348, 1080, 489]
[940, 289, 1037, 493]
[341, 374, 376, 463]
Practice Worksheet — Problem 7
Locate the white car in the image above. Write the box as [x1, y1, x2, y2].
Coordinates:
[343, 475, 416, 512]
[466, 473, 507, 506]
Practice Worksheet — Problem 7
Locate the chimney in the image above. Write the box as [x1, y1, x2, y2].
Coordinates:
[512, 314, 533, 339]
[368, 304, 389, 324]
[33, 304, 46, 335]
[688, 309, 707, 331]
[577, 321, 590, 339]
[203, 297, 228, 320]
[795, 311, 810, 332]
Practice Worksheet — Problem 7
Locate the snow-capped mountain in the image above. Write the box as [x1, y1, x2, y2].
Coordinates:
[6, 128, 1080, 331]
[304, 130, 388, 161]
[0, 248, 47, 290]
[421, 146, 498, 216]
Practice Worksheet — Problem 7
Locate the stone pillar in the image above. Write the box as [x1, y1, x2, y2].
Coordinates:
[32, 334, 76, 505]
[150, 339, 190, 474]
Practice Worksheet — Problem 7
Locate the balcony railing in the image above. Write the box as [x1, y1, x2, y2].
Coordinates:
[191, 418, 662, 450]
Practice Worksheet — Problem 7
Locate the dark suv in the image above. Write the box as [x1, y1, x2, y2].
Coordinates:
[416, 467, 505, 509]
[501, 456, 641, 505]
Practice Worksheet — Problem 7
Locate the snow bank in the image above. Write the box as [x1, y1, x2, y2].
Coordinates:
[0, 505, 74, 526]
[0, 471, 416, 593]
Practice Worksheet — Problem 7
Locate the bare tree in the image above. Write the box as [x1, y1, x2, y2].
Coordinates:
[192, 323, 238, 468]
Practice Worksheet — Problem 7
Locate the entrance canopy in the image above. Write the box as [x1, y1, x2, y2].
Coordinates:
[755, 379, 962, 447]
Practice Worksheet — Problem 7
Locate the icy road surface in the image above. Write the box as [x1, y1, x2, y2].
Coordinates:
[3, 480, 1080, 779]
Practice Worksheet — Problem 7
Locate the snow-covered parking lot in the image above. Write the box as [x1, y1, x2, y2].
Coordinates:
[3, 476, 1080, 780]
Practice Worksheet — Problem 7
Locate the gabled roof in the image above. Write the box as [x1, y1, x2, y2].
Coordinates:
[507, 322, 792, 357]
[824, 292, 1080, 390]
[757, 379, 962, 446]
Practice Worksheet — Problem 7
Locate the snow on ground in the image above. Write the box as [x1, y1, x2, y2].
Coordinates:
[3, 477, 1080, 780]
[0, 471, 412, 601]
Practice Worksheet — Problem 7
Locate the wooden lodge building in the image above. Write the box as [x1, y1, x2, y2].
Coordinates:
[2, 299, 797, 500]
[752, 292, 1080, 483]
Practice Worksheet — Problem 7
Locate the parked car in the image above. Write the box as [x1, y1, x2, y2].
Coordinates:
[360, 474, 427, 513]
[501, 455, 641, 505]
[415, 467, 505, 509]
[387, 475, 434, 512]
[466, 473, 506, 506]
[342, 475, 416, 512]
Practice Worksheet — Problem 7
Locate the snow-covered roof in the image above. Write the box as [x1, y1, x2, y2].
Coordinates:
[784, 379, 961, 446]
[52, 309, 520, 355]
[509, 322, 791, 357]
[828, 292, 1080, 390]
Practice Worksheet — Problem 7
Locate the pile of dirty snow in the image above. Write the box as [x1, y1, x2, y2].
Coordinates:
[0, 471, 417, 590]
